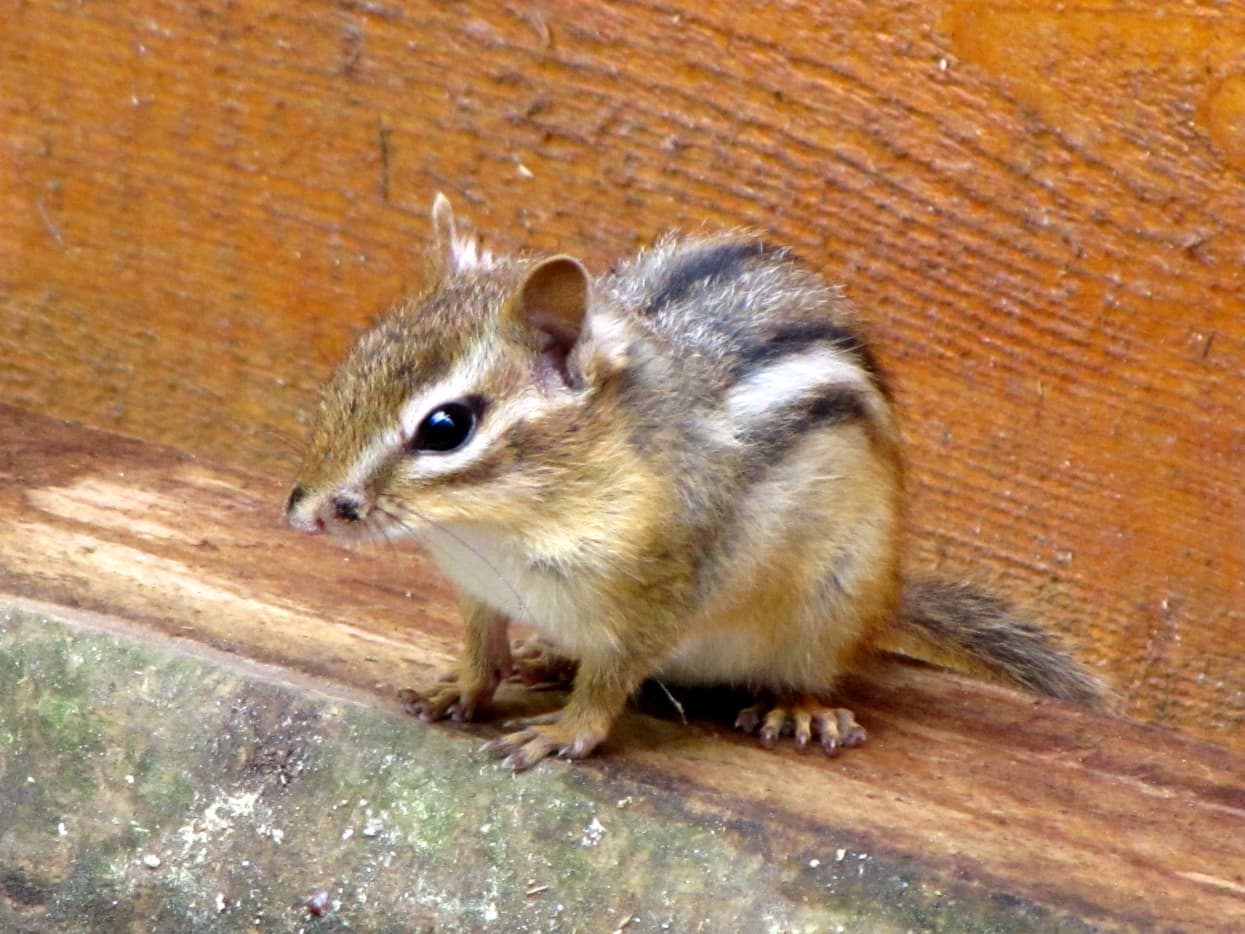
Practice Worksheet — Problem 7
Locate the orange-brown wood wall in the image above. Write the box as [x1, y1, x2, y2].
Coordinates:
[2, 1, 1241, 747]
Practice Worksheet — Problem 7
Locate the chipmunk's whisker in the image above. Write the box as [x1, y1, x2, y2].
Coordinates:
[379, 500, 535, 626]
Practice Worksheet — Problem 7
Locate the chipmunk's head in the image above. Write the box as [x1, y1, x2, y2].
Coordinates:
[285, 194, 629, 542]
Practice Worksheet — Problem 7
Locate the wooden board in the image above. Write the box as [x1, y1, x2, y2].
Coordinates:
[0, 1, 1241, 749]
[1, 404, 1244, 931]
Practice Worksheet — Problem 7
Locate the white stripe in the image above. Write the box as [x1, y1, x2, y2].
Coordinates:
[407, 388, 544, 481]
[342, 345, 554, 485]
[346, 428, 403, 490]
[341, 346, 494, 488]
[396, 345, 493, 440]
[725, 348, 866, 423]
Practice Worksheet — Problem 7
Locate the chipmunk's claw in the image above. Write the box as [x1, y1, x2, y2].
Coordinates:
[735, 695, 865, 756]
[399, 680, 494, 723]
[481, 714, 606, 770]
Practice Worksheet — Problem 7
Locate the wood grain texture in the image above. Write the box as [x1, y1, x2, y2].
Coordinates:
[1, 405, 1244, 932]
[0, 1, 1241, 747]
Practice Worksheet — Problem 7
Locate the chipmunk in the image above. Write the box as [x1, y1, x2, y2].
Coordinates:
[285, 194, 1103, 770]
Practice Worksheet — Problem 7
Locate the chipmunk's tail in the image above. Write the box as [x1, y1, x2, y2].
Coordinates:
[879, 578, 1106, 707]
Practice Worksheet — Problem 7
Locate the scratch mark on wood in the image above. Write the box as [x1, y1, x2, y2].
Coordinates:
[35, 199, 65, 249]
[378, 121, 391, 203]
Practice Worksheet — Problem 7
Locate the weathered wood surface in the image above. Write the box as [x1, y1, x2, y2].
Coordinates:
[7, 603, 1024, 933]
[2, 405, 1244, 931]
[0, 3, 1241, 745]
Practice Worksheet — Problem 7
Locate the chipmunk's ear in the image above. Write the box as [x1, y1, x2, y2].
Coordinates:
[514, 256, 591, 388]
[430, 192, 458, 271]
[430, 192, 493, 274]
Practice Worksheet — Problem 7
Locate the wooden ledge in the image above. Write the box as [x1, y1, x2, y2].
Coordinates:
[2, 403, 1243, 931]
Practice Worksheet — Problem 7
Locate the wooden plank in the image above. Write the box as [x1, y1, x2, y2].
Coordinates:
[5, 601, 1038, 932]
[1, 405, 1243, 931]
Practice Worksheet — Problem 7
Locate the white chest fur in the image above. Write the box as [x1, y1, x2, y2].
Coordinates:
[419, 525, 618, 657]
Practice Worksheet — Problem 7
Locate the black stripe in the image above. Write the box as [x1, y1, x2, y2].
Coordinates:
[800, 386, 869, 428]
[740, 384, 870, 460]
[643, 240, 772, 316]
[737, 321, 884, 386]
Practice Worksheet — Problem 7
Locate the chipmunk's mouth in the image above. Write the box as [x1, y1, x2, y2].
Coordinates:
[284, 484, 403, 542]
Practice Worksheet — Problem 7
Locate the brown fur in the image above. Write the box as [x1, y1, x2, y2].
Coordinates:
[286, 195, 1103, 769]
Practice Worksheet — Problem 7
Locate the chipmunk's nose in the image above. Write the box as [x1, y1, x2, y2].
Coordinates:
[331, 490, 366, 522]
[285, 484, 368, 533]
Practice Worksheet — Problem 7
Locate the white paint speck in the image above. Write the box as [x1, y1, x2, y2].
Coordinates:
[581, 817, 605, 847]
[835, 848, 846, 862]
[143, 854, 161, 869]
[808, 858, 821, 868]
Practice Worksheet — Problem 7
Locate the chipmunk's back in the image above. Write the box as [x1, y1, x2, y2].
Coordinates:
[602, 234, 884, 399]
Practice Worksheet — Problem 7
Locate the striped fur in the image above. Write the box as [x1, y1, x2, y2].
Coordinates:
[286, 196, 1103, 767]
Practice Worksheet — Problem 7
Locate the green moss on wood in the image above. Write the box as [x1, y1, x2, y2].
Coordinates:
[0, 605, 1095, 932]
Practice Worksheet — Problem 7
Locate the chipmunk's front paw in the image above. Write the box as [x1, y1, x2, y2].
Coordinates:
[734, 694, 866, 756]
[508, 637, 578, 688]
[481, 712, 607, 770]
[398, 677, 496, 723]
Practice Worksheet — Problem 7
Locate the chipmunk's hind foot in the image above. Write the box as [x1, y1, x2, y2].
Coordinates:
[735, 693, 866, 756]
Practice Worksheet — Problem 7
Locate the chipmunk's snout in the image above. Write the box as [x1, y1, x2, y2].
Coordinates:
[286, 485, 309, 515]
[329, 490, 367, 522]
[284, 484, 324, 534]
[285, 484, 372, 535]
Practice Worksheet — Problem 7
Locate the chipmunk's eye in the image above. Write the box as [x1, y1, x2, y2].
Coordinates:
[411, 401, 476, 453]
